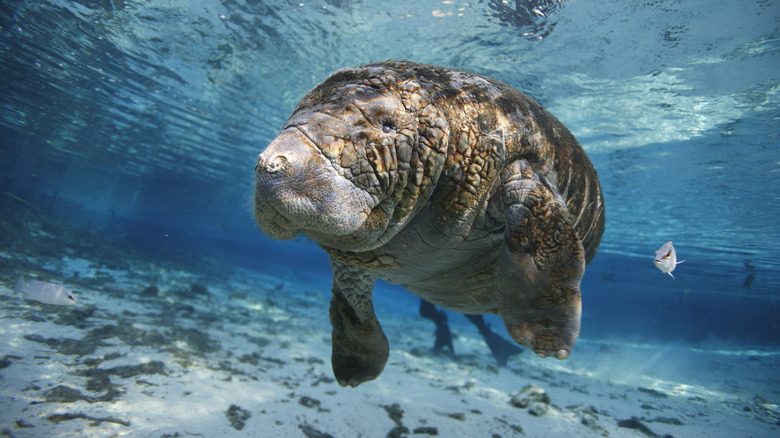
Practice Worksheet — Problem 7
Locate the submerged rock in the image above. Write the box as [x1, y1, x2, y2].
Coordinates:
[510, 384, 551, 415]
[190, 283, 209, 296]
[140, 285, 159, 297]
[528, 402, 549, 416]
[568, 404, 608, 436]
[387, 425, 410, 438]
[86, 371, 112, 391]
[638, 387, 668, 398]
[496, 417, 524, 435]
[298, 424, 334, 438]
[81, 360, 166, 381]
[110, 361, 166, 378]
[23, 334, 101, 356]
[52, 307, 94, 328]
[382, 403, 404, 425]
[169, 327, 219, 353]
[617, 417, 658, 437]
[650, 416, 684, 425]
[298, 396, 321, 408]
[413, 426, 439, 435]
[382, 403, 410, 436]
[44, 385, 86, 403]
[0, 355, 15, 369]
[15, 419, 35, 429]
[510, 384, 551, 408]
[225, 404, 251, 430]
[46, 412, 130, 426]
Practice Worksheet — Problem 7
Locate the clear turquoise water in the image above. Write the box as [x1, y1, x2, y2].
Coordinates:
[1, 0, 778, 364]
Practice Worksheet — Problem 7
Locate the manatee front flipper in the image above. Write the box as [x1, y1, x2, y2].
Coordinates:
[329, 258, 389, 387]
[495, 161, 586, 359]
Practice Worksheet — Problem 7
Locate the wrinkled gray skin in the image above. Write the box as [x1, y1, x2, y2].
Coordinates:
[254, 61, 605, 387]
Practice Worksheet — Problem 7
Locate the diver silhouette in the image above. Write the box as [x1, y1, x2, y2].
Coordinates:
[419, 299, 523, 366]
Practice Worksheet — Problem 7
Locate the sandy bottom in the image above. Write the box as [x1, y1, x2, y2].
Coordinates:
[1, 250, 778, 438]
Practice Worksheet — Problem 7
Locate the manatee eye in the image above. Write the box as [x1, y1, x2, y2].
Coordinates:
[380, 120, 395, 134]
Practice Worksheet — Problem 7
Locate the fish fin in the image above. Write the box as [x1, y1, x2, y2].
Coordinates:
[667, 271, 675, 279]
[677, 260, 685, 265]
[14, 276, 25, 295]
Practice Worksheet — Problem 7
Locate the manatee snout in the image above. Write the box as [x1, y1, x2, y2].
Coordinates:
[254, 127, 372, 245]
[255, 129, 316, 184]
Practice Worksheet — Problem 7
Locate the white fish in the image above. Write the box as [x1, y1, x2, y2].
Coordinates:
[15, 276, 78, 305]
[654, 240, 684, 279]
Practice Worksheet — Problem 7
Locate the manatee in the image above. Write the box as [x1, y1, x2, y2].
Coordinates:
[254, 61, 605, 387]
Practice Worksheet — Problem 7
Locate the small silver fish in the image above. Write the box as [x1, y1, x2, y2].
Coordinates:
[15, 276, 78, 305]
[654, 240, 684, 279]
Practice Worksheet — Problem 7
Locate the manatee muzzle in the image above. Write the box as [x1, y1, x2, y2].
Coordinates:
[254, 128, 371, 242]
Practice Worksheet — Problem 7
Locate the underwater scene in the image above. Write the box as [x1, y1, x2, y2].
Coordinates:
[1, 0, 778, 437]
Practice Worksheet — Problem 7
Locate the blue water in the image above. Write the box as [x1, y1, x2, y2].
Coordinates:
[1, 0, 779, 434]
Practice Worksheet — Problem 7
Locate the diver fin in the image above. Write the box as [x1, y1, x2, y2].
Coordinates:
[466, 314, 523, 366]
[14, 276, 25, 296]
[483, 331, 524, 366]
[420, 300, 454, 352]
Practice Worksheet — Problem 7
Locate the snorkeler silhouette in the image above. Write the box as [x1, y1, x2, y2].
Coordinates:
[419, 299, 523, 366]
